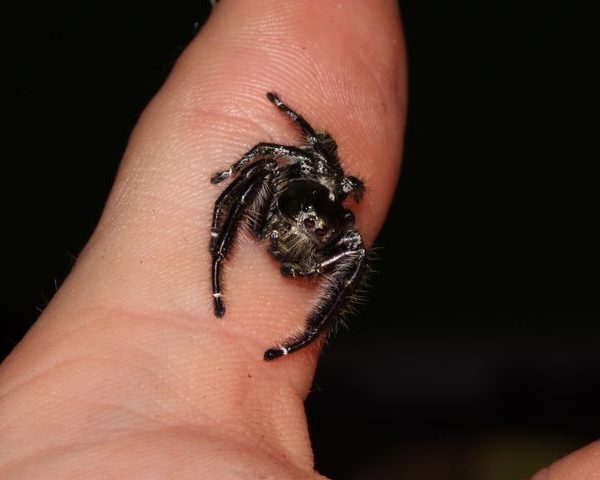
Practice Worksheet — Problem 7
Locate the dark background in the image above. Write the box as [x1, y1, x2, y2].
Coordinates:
[2, 2, 597, 479]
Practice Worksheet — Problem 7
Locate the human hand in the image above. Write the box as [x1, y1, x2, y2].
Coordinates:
[2, 1, 596, 478]
[0, 1, 405, 478]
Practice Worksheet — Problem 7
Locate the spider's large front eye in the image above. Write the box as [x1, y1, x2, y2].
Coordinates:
[304, 219, 316, 228]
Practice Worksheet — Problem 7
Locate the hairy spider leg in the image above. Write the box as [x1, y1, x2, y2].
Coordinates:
[280, 250, 356, 278]
[210, 143, 310, 184]
[211, 162, 276, 317]
[267, 93, 365, 198]
[267, 93, 349, 175]
[264, 228, 367, 361]
[340, 175, 366, 202]
[266, 92, 320, 147]
[210, 159, 275, 252]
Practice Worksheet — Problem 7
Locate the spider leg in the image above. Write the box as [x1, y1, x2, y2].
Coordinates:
[211, 162, 276, 317]
[210, 143, 310, 184]
[340, 176, 366, 202]
[266, 92, 320, 147]
[267, 94, 348, 174]
[280, 250, 356, 278]
[246, 183, 275, 238]
[264, 228, 366, 361]
[210, 159, 275, 252]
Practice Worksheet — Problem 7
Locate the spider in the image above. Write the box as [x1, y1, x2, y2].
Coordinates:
[209, 92, 367, 361]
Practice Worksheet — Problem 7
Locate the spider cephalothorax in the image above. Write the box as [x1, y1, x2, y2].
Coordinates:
[210, 92, 367, 361]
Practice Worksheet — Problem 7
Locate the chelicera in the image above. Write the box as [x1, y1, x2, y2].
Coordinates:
[210, 93, 367, 361]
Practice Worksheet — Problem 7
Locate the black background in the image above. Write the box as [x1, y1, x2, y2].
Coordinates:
[2, 2, 598, 478]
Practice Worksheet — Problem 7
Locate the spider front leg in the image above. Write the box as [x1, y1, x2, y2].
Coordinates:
[210, 159, 275, 252]
[280, 261, 321, 278]
[266, 92, 320, 147]
[211, 162, 275, 317]
[264, 228, 367, 361]
[280, 250, 358, 278]
[340, 176, 366, 202]
[210, 143, 310, 184]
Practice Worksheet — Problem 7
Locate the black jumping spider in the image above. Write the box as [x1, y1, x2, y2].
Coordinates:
[210, 93, 367, 361]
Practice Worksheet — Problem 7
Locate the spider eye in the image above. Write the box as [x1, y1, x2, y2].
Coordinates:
[315, 227, 328, 236]
[304, 219, 316, 228]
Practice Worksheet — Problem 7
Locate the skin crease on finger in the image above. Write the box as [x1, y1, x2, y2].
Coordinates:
[0, 1, 406, 479]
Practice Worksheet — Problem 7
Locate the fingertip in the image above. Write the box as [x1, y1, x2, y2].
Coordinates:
[75, 0, 406, 378]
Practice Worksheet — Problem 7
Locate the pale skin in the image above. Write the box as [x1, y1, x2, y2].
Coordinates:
[0, 1, 596, 478]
